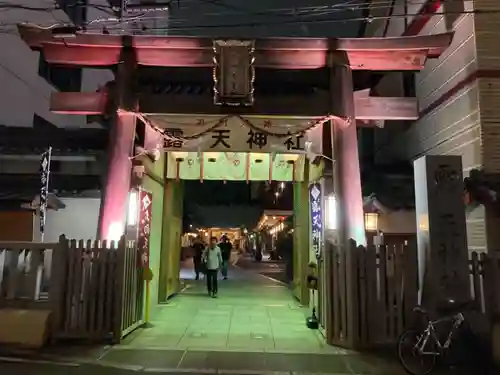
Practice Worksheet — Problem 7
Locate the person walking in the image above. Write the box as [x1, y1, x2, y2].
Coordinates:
[219, 236, 232, 280]
[192, 236, 205, 280]
[202, 236, 223, 298]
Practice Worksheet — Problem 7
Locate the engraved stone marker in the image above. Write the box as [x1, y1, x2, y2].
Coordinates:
[414, 155, 469, 310]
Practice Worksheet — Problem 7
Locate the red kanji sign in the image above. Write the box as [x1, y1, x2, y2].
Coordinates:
[138, 190, 153, 268]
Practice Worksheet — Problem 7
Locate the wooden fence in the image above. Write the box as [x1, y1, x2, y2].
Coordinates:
[5, 235, 500, 348]
[469, 252, 500, 317]
[0, 235, 144, 343]
[325, 241, 500, 349]
[0, 242, 59, 309]
[327, 240, 419, 349]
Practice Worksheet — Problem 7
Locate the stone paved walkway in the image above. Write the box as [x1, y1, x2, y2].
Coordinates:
[120, 264, 332, 352]
[91, 264, 409, 374]
[12, 262, 407, 374]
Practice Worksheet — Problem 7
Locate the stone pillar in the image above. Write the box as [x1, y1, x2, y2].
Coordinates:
[414, 155, 470, 310]
[97, 111, 136, 240]
[330, 52, 366, 246]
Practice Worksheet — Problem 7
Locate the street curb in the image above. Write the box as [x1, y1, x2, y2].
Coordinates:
[0, 354, 358, 375]
[0, 355, 80, 367]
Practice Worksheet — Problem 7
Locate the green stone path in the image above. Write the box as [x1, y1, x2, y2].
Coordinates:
[94, 263, 405, 374]
[121, 264, 330, 352]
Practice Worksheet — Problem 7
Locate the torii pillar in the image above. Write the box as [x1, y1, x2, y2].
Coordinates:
[329, 52, 366, 347]
[331, 52, 366, 247]
[97, 37, 138, 241]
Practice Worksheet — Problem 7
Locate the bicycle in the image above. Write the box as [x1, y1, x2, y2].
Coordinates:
[397, 300, 475, 375]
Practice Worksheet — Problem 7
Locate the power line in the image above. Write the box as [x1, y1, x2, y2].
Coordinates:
[90, 8, 496, 33]
[192, 0, 365, 19]
[0, 0, 476, 18]
[165, 0, 475, 20]
[0, 1, 113, 13]
[166, 0, 475, 18]
[82, 0, 477, 31]
[0, 0, 484, 34]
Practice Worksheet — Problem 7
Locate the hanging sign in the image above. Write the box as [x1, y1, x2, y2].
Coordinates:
[138, 190, 153, 268]
[213, 40, 255, 106]
[39, 147, 52, 239]
[309, 182, 323, 259]
[150, 115, 324, 154]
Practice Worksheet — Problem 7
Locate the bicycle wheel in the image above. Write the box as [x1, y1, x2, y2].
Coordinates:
[397, 329, 437, 375]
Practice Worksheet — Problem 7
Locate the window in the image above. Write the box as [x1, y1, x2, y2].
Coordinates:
[38, 52, 82, 92]
[55, 0, 87, 25]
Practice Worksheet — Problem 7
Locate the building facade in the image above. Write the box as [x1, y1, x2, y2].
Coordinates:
[0, 0, 115, 211]
[363, 0, 500, 252]
[0, 1, 167, 209]
[0, 0, 83, 129]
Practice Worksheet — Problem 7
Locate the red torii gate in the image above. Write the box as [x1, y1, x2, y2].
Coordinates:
[17, 24, 452, 245]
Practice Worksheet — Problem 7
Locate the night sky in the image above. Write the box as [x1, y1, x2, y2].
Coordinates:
[166, 0, 365, 38]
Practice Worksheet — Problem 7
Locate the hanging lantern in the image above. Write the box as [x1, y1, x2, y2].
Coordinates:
[245, 153, 251, 183]
[268, 157, 273, 183]
[364, 213, 379, 232]
[199, 153, 204, 183]
[175, 158, 183, 181]
[288, 160, 296, 182]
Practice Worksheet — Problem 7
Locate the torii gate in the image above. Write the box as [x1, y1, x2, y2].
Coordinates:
[17, 25, 452, 246]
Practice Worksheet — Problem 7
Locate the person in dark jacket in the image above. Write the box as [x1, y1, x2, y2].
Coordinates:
[219, 237, 232, 280]
[192, 236, 205, 280]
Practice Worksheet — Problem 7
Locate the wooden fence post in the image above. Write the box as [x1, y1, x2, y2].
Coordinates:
[470, 252, 482, 310]
[346, 239, 360, 348]
[324, 242, 334, 345]
[378, 244, 388, 341]
[357, 244, 368, 346]
[403, 240, 419, 327]
[112, 235, 126, 344]
[49, 235, 69, 340]
[481, 253, 497, 316]
[365, 244, 378, 343]
[332, 244, 342, 343]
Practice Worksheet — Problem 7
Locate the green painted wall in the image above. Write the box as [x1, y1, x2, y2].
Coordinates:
[159, 179, 184, 301]
[292, 161, 310, 305]
[142, 154, 166, 316]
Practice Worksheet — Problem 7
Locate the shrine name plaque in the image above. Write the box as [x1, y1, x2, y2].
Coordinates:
[213, 40, 255, 106]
